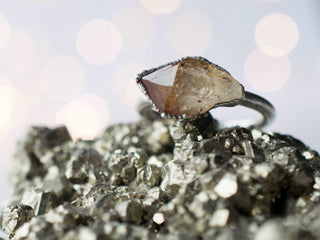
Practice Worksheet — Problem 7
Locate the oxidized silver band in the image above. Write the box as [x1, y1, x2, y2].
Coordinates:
[138, 92, 275, 129]
[237, 91, 275, 129]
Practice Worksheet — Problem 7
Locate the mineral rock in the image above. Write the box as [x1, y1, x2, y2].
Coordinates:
[114, 200, 143, 224]
[65, 148, 103, 184]
[1, 116, 320, 240]
[42, 175, 76, 204]
[21, 190, 51, 215]
[128, 149, 148, 168]
[2, 204, 34, 237]
[0, 229, 8, 240]
[107, 149, 128, 173]
[137, 164, 162, 188]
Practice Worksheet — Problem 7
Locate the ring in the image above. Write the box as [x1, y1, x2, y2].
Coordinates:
[136, 57, 275, 129]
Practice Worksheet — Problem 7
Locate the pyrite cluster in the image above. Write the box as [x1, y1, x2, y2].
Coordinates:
[1, 114, 320, 240]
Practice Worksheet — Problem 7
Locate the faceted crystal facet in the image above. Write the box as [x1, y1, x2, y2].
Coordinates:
[137, 57, 244, 117]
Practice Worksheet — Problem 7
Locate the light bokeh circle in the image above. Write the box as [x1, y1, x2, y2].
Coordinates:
[0, 12, 11, 52]
[0, 74, 11, 84]
[255, 13, 299, 57]
[56, 101, 100, 140]
[140, 0, 182, 15]
[0, 76, 29, 129]
[9, 87, 28, 127]
[167, 12, 212, 55]
[113, 6, 155, 53]
[55, 93, 109, 140]
[40, 55, 86, 100]
[0, 84, 16, 128]
[0, 29, 35, 73]
[244, 49, 291, 92]
[0, 29, 45, 110]
[76, 19, 122, 65]
[77, 93, 110, 125]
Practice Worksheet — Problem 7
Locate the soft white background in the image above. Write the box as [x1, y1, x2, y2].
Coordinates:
[0, 0, 319, 205]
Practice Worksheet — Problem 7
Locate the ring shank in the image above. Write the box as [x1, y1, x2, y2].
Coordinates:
[138, 91, 275, 129]
[237, 91, 275, 129]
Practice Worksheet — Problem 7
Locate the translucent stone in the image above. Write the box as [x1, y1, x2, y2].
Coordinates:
[137, 57, 244, 117]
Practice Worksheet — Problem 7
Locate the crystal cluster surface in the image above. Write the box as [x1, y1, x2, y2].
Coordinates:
[1, 115, 320, 240]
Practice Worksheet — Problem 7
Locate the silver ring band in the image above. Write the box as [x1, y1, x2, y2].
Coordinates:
[237, 91, 275, 129]
[138, 91, 275, 129]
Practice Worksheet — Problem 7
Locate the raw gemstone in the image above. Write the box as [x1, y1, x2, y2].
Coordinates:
[137, 57, 244, 117]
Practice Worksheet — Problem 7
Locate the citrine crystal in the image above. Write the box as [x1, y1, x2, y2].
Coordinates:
[137, 57, 244, 117]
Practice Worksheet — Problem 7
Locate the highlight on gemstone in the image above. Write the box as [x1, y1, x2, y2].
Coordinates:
[136, 57, 244, 117]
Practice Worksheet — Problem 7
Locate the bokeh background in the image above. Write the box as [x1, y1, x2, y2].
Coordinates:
[0, 0, 319, 205]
